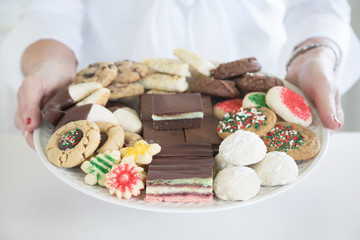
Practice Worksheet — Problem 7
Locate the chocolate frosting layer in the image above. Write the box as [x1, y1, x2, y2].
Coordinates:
[152, 93, 203, 116]
[147, 165, 213, 180]
[143, 120, 186, 143]
[155, 143, 213, 157]
[151, 157, 215, 167]
[58, 129, 83, 150]
[42, 86, 74, 126]
[54, 104, 93, 131]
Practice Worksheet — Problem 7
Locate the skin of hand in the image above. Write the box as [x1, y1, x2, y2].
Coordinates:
[285, 38, 344, 130]
[16, 39, 77, 149]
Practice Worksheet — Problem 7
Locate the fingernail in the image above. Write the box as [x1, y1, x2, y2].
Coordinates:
[24, 130, 29, 138]
[333, 115, 341, 128]
[26, 117, 31, 126]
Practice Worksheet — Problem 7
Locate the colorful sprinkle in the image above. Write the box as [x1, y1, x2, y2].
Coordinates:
[59, 129, 83, 150]
[263, 124, 305, 151]
[217, 107, 267, 133]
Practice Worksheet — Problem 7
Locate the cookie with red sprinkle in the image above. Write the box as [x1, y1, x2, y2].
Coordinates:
[213, 98, 243, 120]
[261, 121, 320, 161]
[216, 107, 276, 139]
[266, 86, 312, 127]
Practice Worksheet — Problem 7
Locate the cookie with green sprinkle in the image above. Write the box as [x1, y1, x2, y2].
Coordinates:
[261, 121, 320, 161]
[216, 107, 276, 139]
[243, 92, 269, 108]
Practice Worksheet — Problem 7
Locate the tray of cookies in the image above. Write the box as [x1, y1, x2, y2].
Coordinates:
[34, 48, 329, 213]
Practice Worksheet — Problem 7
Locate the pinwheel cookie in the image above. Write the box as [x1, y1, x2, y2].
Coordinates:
[105, 162, 146, 199]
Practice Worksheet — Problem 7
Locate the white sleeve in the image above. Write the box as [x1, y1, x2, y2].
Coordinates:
[280, 0, 360, 94]
[0, 0, 84, 91]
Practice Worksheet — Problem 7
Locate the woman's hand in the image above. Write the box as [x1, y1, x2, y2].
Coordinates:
[285, 39, 344, 130]
[15, 40, 77, 149]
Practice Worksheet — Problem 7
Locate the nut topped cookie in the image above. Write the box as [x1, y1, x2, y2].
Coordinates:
[114, 60, 148, 83]
[261, 121, 320, 161]
[217, 107, 276, 139]
[75, 62, 117, 87]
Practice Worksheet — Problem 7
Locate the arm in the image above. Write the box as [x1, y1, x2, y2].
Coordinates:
[16, 39, 77, 148]
[282, 0, 360, 130]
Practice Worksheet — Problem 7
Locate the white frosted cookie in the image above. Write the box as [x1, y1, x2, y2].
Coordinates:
[139, 73, 188, 92]
[214, 166, 261, 201]
[218, 130, 266, 166]
[112, 107, 142, 133]
[76, 88, 110, 106]
[141, 58, 191, 77]
[266, 86, 312, 127]
[173, 48, 215, 77]
[174, 48, 216, 77]
[215, 154, 235, 173]
[69, 82, 103, 101]
[251, 151, 298, 186]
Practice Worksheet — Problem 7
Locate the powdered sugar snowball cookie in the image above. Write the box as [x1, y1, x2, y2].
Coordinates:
[215, 154, 235, 173]
[218, 130, 266, 166]
[266, 86, 312, 127]
[214, 166, 261, 201]
[251, 151, 298, 186]
[105, 162, 146, 199]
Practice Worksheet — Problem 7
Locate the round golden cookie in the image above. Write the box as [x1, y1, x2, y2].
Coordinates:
[74, 62, 117, 87]
[217, 107, 276, 139]
[261, 121, 320, 161]
[96, 121, 125, 154]
[107, 82, 145, 100]
[46, 120, 100, 168]
[124, 131, 143, 147]
[114, 60, 148, 83]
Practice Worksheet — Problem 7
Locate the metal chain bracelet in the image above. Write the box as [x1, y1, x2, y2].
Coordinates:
[286, 43, 339, 72]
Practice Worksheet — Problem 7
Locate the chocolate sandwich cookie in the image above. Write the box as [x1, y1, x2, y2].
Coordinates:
[74, 62, 117, 87]
[191, 78, 241, 98]
[213, 57, 262, 79]
[143, 120, 186, 144]
[235, 72, 284, 92]
[46, 120, 100, 168]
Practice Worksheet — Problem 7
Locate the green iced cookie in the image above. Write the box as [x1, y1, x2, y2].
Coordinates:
[242, 92, 269, 108]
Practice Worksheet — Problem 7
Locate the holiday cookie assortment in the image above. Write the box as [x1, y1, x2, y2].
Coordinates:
[41, 48, 321, 204]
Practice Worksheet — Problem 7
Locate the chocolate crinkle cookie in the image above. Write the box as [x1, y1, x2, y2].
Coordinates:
[235, 72, 284, 92]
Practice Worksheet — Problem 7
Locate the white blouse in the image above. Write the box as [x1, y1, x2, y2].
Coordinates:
[0, 0, 359, 94]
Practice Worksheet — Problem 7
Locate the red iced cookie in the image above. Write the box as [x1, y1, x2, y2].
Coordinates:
[213, 98, 243, 119]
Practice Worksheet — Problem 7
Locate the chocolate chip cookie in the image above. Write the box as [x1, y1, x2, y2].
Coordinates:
[114, 60, 148, 83]
[75, 62, 117, 87]
[107, 82, 145, 99]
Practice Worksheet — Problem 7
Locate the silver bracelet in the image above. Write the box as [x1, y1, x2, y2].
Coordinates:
[286, 43, 339, 72]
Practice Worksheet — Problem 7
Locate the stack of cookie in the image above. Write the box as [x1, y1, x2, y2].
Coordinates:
[74, 60, 147, 100]
[139, 58, 190, 93]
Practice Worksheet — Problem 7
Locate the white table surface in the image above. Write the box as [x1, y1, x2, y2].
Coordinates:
[1, 132, 360, 240]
